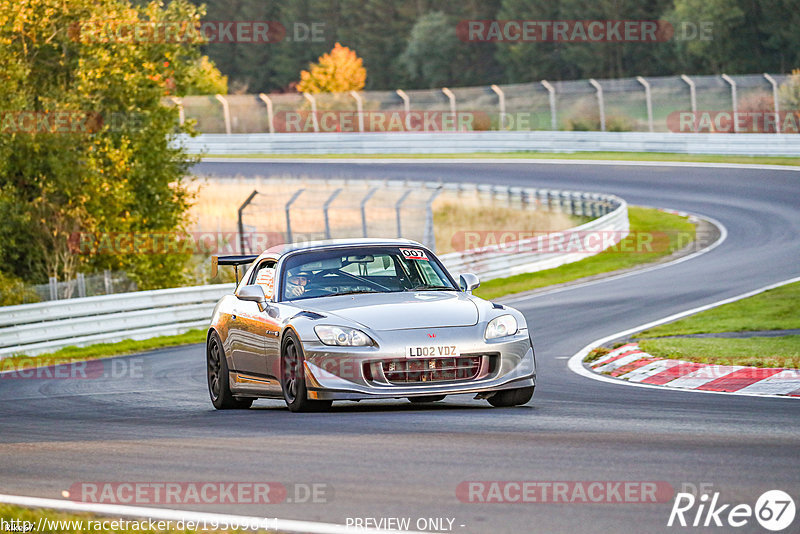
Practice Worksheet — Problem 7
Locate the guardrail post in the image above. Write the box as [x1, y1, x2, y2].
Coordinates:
[285, 188, 305, 243]
[323, 188, 342, 239]
[721, 74, 739, 133]
[303, 93, 320, 132]
[237, 189, 259, 253]
[763, 73, 781, 134]
[395, 189, 413, 238]
[423, 186, 442, 251]
[491, 84, 506, 129]
[636, 76, 654, 132]
[360, 188, 378, 237]
[681, 74, 697, 115]
[350, 91, 364, 132]
[170, 97, 184, 126]
[215, 94, 232, 134]
[541, 80, 557, 130]
[258, 93, 275, 134]
[588, 79, 606, 132]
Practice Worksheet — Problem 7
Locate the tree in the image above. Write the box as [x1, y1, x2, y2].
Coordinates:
[297, 43, 366, 93]
[0, 0, 226, 288]
[398, 12, 461, 88]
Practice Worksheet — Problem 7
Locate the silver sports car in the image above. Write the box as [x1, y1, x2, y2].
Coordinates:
[206, 239, 536, 412]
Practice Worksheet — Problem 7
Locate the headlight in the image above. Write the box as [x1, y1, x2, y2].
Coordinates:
[314, 325, 374, 346]
[485, 314, 518, 340]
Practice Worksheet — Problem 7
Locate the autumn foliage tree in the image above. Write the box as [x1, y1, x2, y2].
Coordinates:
[297, 43, 366, 93]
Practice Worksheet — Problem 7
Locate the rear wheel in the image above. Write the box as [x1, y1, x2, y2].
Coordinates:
[207, 332, 253, 410]
[408, 395, 446, 404]
[487, 386, 534, 407]
[281, 331, 332, 413]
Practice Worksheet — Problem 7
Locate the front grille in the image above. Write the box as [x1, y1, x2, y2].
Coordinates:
[380, 356, 483, 384]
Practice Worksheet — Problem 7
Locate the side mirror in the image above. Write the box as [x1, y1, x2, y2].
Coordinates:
[236, 284, 267, 311]
[459, 273, 481, 293]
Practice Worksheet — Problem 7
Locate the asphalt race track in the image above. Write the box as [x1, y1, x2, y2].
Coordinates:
[1, 160, 798, 534]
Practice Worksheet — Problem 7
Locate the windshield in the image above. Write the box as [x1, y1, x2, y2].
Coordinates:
[280, 246, 456, 301]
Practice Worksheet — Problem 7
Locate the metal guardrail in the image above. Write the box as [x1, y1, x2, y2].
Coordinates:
[0, 186, 628, 358]
[178, 131, 800, 156]
[440, 189, 627, 279]
[0, 284, 232, 358]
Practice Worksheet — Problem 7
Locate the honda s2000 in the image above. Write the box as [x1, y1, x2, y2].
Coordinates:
[207, 239, 536, 412]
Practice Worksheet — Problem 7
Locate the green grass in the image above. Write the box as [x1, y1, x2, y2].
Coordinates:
[204, 151, 800, 166]
[0, 504, 271, 533]
[474, 206, 696, 300]
[638, 336, 800, 369]
[638, 282, 800, 338]
[1, 329, 206, 371]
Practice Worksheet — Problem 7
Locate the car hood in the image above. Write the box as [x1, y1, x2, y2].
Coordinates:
[299, 291, 479, 330]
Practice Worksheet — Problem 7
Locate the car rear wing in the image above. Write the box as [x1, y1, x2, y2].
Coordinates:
[211, 254, 259, 284]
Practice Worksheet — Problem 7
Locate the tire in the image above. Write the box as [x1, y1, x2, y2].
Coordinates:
[408, 395, 446, 403]
[487, 386, 534, 407]
[281, 331, 332, 413]
[207, 331, 253, 410]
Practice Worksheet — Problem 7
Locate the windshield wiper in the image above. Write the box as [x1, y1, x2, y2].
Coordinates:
[334, 289, 381, 296]
[407, 285, 456, 291]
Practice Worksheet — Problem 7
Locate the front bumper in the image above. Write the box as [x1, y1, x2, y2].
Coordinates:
[299, 326, 536, 401]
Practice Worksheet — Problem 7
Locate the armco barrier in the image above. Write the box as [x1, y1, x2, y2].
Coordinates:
[0, 284, 232, 358]
[0, 186, 628, 358]
[176, 131, 800, 156]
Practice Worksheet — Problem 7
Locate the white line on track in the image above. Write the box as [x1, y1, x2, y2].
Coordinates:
[200, 157, 800, 172]
[0, 494, 430, 534]
[566, 275, 800, 399]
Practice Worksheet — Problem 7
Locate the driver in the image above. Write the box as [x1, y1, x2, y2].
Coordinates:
[286, 272, 311, 297]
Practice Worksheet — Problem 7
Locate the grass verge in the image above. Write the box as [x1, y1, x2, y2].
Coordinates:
[0, 504, 270, 533]
[638, 281, 800, 337]
[637, 336, 800, 369]
[474, 206, 696, 300]
[203, 151, 800, 166]
[1, 329, 206, 372]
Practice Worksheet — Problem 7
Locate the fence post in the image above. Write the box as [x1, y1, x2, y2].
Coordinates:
[215, 94, 232, 134]
[395, 189, 413, 238]
[681, 74, 697, 115]
[77, 273, 86, 298]
[302, 93, 320, 133]
[350, 91, 364, 132]
[258, 93, 275, 134]
[442, 87, 456, 131]
[763, 73, 781, 134]
[48, 276, 58, 301]
[323, 188, 343, 239]
[423, 186, 442, 251]
[491, 84, 506, 129]
[541, 80, 557, 130]
[636, 76, 654, 132]
[170, 97, 184, 126]
[285, 188, 305, 243]
[360, 188, 378, 237]
[237, 189, 259, 253]
[721, 74, 739, 133]
[588, 79, 606, 132]
[396, 89, 411, 130]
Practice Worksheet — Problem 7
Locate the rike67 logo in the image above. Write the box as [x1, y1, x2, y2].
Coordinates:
[668, 489, 795, 531]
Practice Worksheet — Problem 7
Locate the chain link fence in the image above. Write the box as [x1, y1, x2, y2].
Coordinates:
[171, 73, 795, 134]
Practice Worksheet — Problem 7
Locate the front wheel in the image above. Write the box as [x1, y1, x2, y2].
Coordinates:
[487, 386, 534, 407]
[207, 332, 253, 410]
[281, 331, 332, 413]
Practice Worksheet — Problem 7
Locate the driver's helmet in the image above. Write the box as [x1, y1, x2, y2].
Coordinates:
[287, 271, 311, 288]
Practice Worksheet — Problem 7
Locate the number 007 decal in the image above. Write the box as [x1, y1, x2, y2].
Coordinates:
[400, 248, 429, 260]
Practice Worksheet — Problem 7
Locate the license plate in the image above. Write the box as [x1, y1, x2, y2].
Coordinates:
[406, 345, 460, 358]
